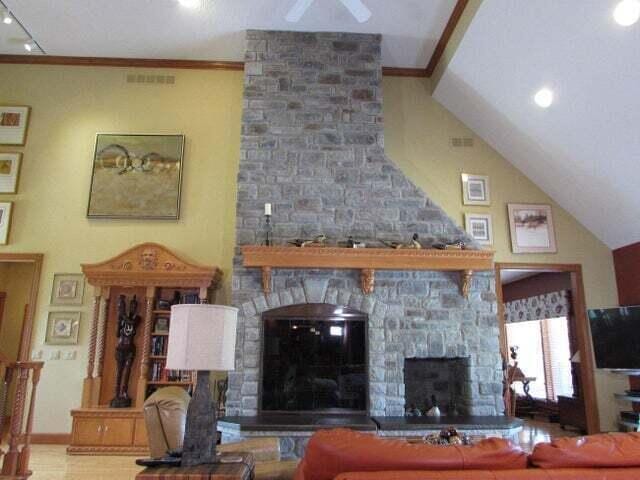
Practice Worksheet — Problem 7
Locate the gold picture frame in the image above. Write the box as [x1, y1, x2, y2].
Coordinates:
[0, 153, 22, 194]
[45, 311, 81, 345]
[50, 273, 85, 306]
[87, 133, 185, 219]
[0, 106, 31, 146]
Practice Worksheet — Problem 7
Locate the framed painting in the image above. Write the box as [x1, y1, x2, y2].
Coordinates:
[0, 106, 30, 145]
[0, 201, 13, 245]
[50, 273, 85, 306]
[465, 213, 493, 246]
[461, 174, 490, 206]
[87, 134, 185, 219]
[508, 203, 557, 253]
[45, 311, 81, 345]
[0, 153, 22, 194]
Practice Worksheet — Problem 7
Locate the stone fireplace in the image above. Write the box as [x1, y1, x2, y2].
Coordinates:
[227, 30, 504, 425]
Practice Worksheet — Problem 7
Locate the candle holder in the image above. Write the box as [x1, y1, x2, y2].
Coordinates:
[264, 214, 272, 246]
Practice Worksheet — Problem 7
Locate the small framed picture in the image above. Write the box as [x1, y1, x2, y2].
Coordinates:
[0, 106, 31, 146]
[465, 213, 493, 246]
[45, 311, 81, 345]
[51, 273, 85, 306]
[462, 174, 490, 206]
[508, 203, 557, 253]
[154, 317, 170, 334]
[0, 153, 22, 194]
[0, 202, 13, 245]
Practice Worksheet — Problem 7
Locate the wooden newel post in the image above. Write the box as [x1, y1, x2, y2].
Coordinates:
[18, 363, 43, 476]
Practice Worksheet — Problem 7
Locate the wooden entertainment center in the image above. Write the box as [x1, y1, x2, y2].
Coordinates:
[68, 243, 222, 455]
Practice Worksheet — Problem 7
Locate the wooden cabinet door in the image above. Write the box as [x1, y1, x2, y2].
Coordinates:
[73, 418, 103, 446]
[133, 418, 148, 447]
[101, 418, 135, 446]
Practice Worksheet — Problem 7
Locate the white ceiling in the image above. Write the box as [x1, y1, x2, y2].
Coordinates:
[0, 0, 457, 68]
[434, 0, 640, 249]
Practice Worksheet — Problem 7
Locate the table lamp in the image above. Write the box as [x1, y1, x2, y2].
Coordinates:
[166, 304, 238, 466]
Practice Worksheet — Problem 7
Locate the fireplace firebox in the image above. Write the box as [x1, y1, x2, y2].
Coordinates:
[260, 304, 368, 414]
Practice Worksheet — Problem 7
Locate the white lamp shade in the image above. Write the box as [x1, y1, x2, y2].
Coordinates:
[166, 304, 238, 371]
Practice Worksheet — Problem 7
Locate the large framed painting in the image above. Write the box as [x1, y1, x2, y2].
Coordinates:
[0, 106, 30, 145]
[0, 153, 22, 194]
[87, 134, 185, 219]
[508, 203, 557, 253]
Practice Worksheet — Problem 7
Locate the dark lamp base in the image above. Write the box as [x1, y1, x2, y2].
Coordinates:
[181, 370, 218, 467]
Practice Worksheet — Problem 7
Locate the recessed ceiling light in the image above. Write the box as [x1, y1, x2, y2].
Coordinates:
[24, 40, 35, 52]
[177, 0, 201, 8]
[2, 11, 12, 24]
[534, 88, 554, 108]
[614, 0, 640, 26]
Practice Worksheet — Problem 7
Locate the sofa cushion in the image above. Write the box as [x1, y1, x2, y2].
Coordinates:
[530, 432, 640, 469]
[293, 428, 527, 480]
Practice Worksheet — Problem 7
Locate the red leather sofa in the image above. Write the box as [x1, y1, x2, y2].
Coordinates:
[294, 428, 640, 480]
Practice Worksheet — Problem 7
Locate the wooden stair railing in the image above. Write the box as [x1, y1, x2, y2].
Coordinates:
[0, 359, 43, 480]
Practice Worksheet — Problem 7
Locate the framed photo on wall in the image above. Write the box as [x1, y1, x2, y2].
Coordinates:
[508, 203, 557, 253]
[0, 106, 31, 145]
[50, 273, 85, 306]
[465, 213, 493, 246]
[45, 311, 81, 345]
[0, 201, 13, 245]
[0, 153, 22, 194]
[461, 174, 490, 206]
[87, 133, 185, 219]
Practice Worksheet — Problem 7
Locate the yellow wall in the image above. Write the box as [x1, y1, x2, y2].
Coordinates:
[0, 262, 34, 360]
[0, 65, 620, 433]
[383, 77, 623, 431]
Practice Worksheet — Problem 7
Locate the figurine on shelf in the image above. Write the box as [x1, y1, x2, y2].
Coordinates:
[110, 295, 141, 408]
[288, 234, 327, 247]
[381, 233, 421, 250]
[169, 290, 181, 306]
[339, 236, 366, 249]
[432, 240, 467, 250]
[405, 403, 422, 417]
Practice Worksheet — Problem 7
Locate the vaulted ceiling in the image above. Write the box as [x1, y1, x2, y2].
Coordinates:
[434, 0, 640, 249]
[0, 0, 456, 68]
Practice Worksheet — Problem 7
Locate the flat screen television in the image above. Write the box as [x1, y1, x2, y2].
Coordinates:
[588, 306, 640, 370]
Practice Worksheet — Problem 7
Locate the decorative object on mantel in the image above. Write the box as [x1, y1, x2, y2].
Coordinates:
[341, 236, 366, 249]
[380, 233, 421, 249]
[433, 241, 467, 250]
[110, 294, 141, 408]
[166, 304, 238, 466]
[287, 234, 327, 247]
[241, 245, 494, 297]
[263, 203, 272, 246]
[507, 203, 557, 253]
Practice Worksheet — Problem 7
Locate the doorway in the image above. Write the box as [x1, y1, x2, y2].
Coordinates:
[496, 263, 599, 435]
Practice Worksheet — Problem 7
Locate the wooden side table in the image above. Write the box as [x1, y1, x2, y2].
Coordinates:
[136, 453, 255, 480]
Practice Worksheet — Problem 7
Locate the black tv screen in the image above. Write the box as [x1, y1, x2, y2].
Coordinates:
[588, 306, 640, 370]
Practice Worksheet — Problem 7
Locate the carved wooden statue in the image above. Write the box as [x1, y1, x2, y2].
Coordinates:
[110, 295, 140, 408]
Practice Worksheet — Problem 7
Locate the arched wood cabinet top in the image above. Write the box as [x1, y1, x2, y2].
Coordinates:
[81, 242, 222, 289]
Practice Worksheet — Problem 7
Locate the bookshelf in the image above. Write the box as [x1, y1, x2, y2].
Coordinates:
[69, 243, 222, 455]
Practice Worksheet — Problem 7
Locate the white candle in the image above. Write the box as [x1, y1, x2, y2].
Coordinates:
[264, 203, 272, 216]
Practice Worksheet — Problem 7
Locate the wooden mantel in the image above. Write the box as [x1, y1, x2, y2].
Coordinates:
[241, 246, 494, 297]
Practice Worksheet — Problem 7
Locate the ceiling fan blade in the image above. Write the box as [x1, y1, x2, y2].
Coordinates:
[285, 0, 315, 22]
[339, 0, 371, 23]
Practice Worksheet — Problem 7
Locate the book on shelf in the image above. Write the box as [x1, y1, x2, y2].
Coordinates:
[150, 336, 166, 356]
